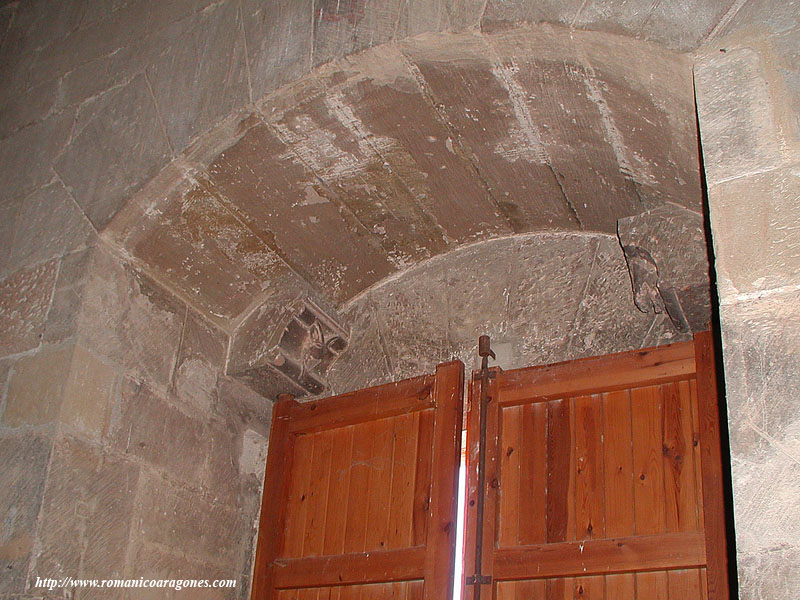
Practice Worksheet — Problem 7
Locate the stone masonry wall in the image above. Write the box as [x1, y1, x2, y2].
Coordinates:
[328, 232, 692, 394]
[0, 244, 271, 599]
[695, 4, 800, 598]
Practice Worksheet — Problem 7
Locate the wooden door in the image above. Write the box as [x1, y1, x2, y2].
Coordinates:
[251, 361, 464, 600]
[464, 332, 729, 600]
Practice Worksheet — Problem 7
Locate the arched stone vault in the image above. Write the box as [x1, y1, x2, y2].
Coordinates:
[104, 25, 710, 397]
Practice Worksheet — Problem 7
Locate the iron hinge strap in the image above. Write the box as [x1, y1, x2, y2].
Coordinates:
[465, 575, 493, 585]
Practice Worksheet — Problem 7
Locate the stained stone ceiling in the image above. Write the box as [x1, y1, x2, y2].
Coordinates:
[107, 25, 703, 348]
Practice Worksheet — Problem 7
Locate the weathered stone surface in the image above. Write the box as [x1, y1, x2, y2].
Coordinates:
[370, 258, 451, 380]
[618, 204, 712, 332]
[0, 258, 59, 357]
[54, 75, 173, 229]
[339, 57, 510, 242]
[209, 123, 394, 302]
[0, 433, 51, 594]
[482, 0, 735, 51]
[146, 0, 249, 153]
[0, 109, 74, 205]
[35, 434, 139, 580]
[311, 0, 404, 67]
[5, 180, 95, 274]
[136, 471, 251, 569]
[402, 35, 579, 232]
[708, 166, 800, 300]
[507, 234, 598, 365]
[564, 236, 668, 359]
[60, 344, 118, 440]
[738, 546, 800, 600]
[2, 344, 73, 428]
[719, 293, 800, 462]
[110, 378, 209, 485]
[442, 237, 516, 351]
[212, 376, 272, 511]
[695, 47, 783, 186]
[486, 41, 641, 231]
[271, 87, 450, 267]
[242, 0, 313, 102]
[128, 540, 238, 600]
[173, 312, 226, 414]
[42, 248, 93, 344]
[124, 178, 291, 322]
[327, 296, 392, 394]
[75, 248, 184, 389]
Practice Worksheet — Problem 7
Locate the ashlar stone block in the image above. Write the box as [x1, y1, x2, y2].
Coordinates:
[708, 165, 800, 300]
[0, 259, 59, 357]
[0, 433, 52, 594]
[35, 435, 139, 581]
[695, 47, 783, 186]
[2, 343, 73, 428]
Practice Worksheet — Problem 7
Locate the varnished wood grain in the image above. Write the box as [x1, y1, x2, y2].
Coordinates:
[496, 341, 695, 405]
[492, 532, 706, 580]
[694, 332, 730, 600]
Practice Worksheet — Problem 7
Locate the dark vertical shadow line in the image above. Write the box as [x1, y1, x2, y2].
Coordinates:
[693, 75, 740, 600]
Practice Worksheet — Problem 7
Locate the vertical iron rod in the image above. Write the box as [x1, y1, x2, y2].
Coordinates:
[470, 335, 494, 600]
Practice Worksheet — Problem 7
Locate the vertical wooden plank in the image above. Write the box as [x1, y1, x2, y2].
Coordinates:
[547, 577, 574, 600]
[499, 405, 522, 547]
[576, 575, 604, 599]
[252, 396, 298, 599]
[700, 568, 709, 600]
[480, 371, 502, 600]
[546, 398, 575, 543]
[689, 379, 705, 531]
[344, 420, 377, 553]
[668, 569, 703, 600]
[602, 390, 635, 538]
[663, 380, 700, 533]
[323, 426, 355, 555]
[413, 409, 435, 547]
[694, 331, 730, 600]
[516, 580, 546, 600]
[636, 572, 668, 600]
[574, 395, 604, 540]
[388, 412, 419, 549]
[631, 385, 666, 536]
[304, 430, 334, 556]
[365, 417, 395, 551]
[408, 580, 424, 600]
[422, 361, 464, 600]
[519, 402, 547, 545]
[283, 431, 315, 557]
[605, 573, 634, 600]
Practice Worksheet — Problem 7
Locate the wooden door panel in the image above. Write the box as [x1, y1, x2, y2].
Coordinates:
[252, 361, 464, 600]
[496, 568, 709, 600]
[466, 334, 729, 600]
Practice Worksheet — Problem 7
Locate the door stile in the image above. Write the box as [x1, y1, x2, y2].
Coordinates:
[694, 332, 730, 600]
[423, 361, 466, 600]
[252, 394, 300, 600]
